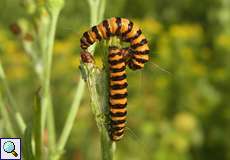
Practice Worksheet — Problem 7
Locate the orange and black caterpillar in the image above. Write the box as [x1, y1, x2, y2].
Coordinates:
[80, 17, 150, 70]
[108, 46, 128, 141]
[80, 51, 95, 63]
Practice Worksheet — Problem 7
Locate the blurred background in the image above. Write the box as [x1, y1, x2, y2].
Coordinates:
[0, 0, 230, 160]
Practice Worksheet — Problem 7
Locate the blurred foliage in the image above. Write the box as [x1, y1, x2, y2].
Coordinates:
[0, 0, 230, 160]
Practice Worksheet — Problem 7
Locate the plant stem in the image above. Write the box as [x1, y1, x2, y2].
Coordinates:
[39, 0, 64, 157]
[57, 78, 85, 152]
[57, 0, 107, 158]
[82, 1, 116, 160]
[101, 127, 116, 160]
[44, 12, 59, 152]
[80, 43, 115, 160]
[34, 90, 42, 160]
[0, 61, 25, 135]
[0, 91, 15, 137]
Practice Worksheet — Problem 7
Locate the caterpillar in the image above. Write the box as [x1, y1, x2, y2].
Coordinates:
[80, 51, 95, 63]
[108, 46, 128, 141]
[80, 17, 150, 70]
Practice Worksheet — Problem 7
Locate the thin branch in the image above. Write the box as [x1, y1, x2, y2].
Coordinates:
[0, 61, 26, 134]
[57, 78, 85, 152]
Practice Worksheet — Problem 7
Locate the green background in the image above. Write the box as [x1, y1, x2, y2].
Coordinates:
[0, 0, 230, 159]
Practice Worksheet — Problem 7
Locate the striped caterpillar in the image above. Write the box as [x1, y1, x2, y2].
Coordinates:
[108, 46, 128, 141]
[80, 17, 150, 70]
[80, 17, 150, 141]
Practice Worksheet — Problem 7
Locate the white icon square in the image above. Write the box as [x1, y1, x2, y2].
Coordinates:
[0, 138, 21, 160]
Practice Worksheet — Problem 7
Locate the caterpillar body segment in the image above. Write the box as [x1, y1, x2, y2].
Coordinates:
[108, 46, 128, 141]
[80, 17, 150, 70]
[80, 51, 95, 63]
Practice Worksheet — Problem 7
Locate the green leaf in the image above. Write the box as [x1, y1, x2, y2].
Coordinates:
[23, 124, 35, 160]
[33, 90, 42, 159]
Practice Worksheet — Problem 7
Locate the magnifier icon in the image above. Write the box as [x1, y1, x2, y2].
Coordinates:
[3, 141, 18, 157]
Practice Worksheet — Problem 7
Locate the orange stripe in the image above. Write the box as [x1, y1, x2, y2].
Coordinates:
[111, 116, 126, 121]
[109, 98, 127, 105]
[120, 18, 130, 33]
[135, 44, 149, 51]
[110, 88, 127, 95]
[126, 25, 139, 38]
[110, 108, 127, 113]
[133, 54, 149, 61]
[109, 63, 125, 69]
[110, 79, 127, 85]
[110, 70, 126, 77]
[97, 23, 107, 38]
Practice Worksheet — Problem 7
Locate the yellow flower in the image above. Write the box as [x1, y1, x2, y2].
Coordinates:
[171, 135, 189, 153]
[54, 39, 75, 55]
[169, 24, 203, 41]
[173, 112, 197, 133]
[180, 47, 195, 62]
[191, 63, 207, 76]
[6, 65, 28, 80]
[137, 17, 162, 34]
[213, 68, 226, 81]
[216, 34, 230, 49]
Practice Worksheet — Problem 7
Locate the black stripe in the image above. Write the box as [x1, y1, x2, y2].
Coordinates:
[121, 48, 130, 57]
[80, 44, 87, 50]
[131, 49, 150, 55]
[113, 130, 124, 136]
[103, 20, 111, 37]
[83, 32, 94, 44]
[110, 83, 128, 90]
[110, 126, 124, 131]
[92, 26, 102, 41]
[110, 110, 127, 117]
[110, 65, 126, 73]
[80, 38, 87, 46]
[128, 62, 143, 70]
[109, 102, 127, 109]
[121, 21, 133, 37]
[125, 29, 142, 42]
[110, 119, 126, 125]
[133, 57, 148, 63]
[109, 46, 119, 50]
[110, 92, 128, 99]
[108, 49, 121, 57]
[109, 58, 124, 65]
[109, 52, 121, 58]
[115, 17, 122, 35]
[131, 39, 148, 49]
[81, 45, 87, 50]
[111, 74, 126, 81]
[80, 38, 89, 49]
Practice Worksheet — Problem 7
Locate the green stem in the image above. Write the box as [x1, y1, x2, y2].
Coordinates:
[34, 91, 42, 160]
[101, 128, 116, 160]
[82, 1, 115, 160]
[81, 44, 115, 160]
[0, 91, 15, 137]
[40, 0, 64, 157]
[45, 13, 59, 151]
[57, 78, 85, 152]
[98, 0, 106, 21]
[56, 0, 107, 157]
[101, 40, 116, 160]
[0, 61, 26, 135]
[56, 0, 106, 154]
